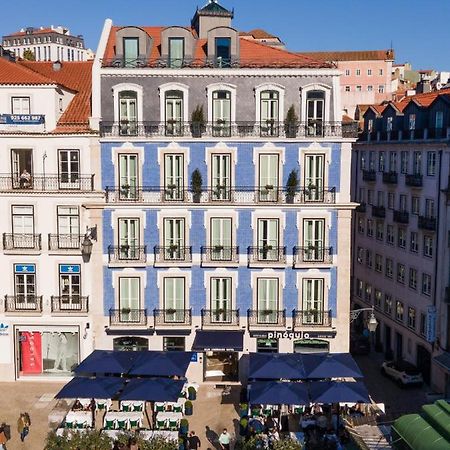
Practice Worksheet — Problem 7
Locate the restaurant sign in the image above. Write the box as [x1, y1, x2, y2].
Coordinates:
[250, 330, 337, 340]
[0, 114, 45, 125]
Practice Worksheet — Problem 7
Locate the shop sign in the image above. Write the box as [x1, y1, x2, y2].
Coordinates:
[0, 323, 9, 336]
[190, 353, 198, 362]
[250, 330, 337, 340]
[59, 264, 80, 273]
[14, 264, 35, 273]
[426, 306, 437, 343]
[0, 114, 45, 125]
[20, 331, 43, 374]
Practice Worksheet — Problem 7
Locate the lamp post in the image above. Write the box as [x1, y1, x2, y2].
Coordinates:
[350, 306, 378, 332]
[81, 225, 97, 263]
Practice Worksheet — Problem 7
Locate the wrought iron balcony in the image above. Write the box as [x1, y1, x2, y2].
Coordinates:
[393, 210, 409, 224]
[109, 309, 148, 327]
[292, 309, 332, 328]
[201, 246, 239, 265]
[371, 206, 386, 218]
[418, 215, 436, 231]
[105, 186, 336, 205]
[0, 174, 94, 191]
[405, 173, 423, 187]
[293, 246, 333, 266]
[154, 309, 192, 327]
[99, 120, 351, 139]
[247, 309, 286, 327]
[154, 246, 192, 264]
[51, 296, 89, 313]
[355, 203, 366, 213]
[201, 309, 240, 327]
[427, 127, 447, 139]
[362, 170, 376, 182]
[48, 234, 84, 251]
[108, 245, 147, 264]
[382, 171, 398, 184]
[3, 233, 41, 250]
[248, 246, 286, 265]
[4, 295, 43, 313]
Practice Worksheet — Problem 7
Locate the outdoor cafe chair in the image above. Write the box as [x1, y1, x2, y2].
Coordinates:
[133, 402, 144, 412]
[129, 418, 141, 430]
[155, 402, 165, 413]
[169, 418, 179, 431]
[65, 420, 75, 429]
[104, 419, 117, 430]
[173, 403, 183, 413]
[117, 418, 129, 430]
[156, 418, 168, 430]
[76, 421, 87, 429]
[121, 403, 131, 412]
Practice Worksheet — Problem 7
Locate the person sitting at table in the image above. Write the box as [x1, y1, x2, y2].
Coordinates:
[264, 416, 275, 432]
[72, 400, 83, 411]
[311, 403, 323, 415]
[317, 414, 328, 431]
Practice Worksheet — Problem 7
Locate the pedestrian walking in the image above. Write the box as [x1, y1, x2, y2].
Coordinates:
[187, 431, 201, 450]
[218, 428, 231, 450]
[0, 423, 7, 450]
[17, 413, 30, 442]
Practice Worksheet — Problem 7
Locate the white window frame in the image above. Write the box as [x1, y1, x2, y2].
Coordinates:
[254, 83, 285, 124]
[206, 83, 237, 123]
[112, 83, 143, 123]
[159, 82, 189, 123]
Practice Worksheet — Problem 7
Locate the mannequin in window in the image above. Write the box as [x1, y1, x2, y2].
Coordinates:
[53, 333, 68, 371]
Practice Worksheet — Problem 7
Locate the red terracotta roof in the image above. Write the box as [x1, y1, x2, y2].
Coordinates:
[18, 61, 93, 133]
[7, 28, 60, 37]
[299, 50, 395, 62]
[242, 29, 279, 40]
[0, 57, 55, 85]
[103, 26, 331, 68]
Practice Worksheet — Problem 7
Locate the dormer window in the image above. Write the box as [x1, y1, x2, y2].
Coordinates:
[169, 38, 185, 68]
[387, 116, 393, 132]
[215, 37, 231, 67]
[123, 37, 139, 67]
[435, 111, 443, 129]
[409, 114, 416, 130]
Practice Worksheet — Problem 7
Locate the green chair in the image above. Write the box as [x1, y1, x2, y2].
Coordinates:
[156, 419, 167, 430]
[117, 419, 128, 430]
[104, 419, 116, 430]
[169, 419, 179, 431]
[155, 403, 165, 413]
[76, 422, 86, 429]
[97, 403, 106, 411]
[173, 404, 183, 413]
[121, 404, 130, 412]
[133, 404, 143, 412]
[65, 421, 74, 429]
[130, 418, 140, 429]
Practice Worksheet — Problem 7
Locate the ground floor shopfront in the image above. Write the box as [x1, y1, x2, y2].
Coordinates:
[0, 319, 93, 381]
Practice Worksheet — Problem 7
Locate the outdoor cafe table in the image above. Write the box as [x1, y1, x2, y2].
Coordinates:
[156, 412, 183, 422]
[140, 430, 179, 441]
[104, 411, 144, 427]
[65, 411, 93, 427]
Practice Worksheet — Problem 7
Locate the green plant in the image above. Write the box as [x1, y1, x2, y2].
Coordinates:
[23, 49, 36, 61]
[285, 105, 299, 137]
[273, 439, 303, 450]
[239, 417, 248, 427]
[240, 402, 248, 411]
[191, 105, 205, 125]
[286, 169, 299, 198]
[185, 400, 193, 408]
[180, 418, 189, 428]
[191, 168, 203, 195]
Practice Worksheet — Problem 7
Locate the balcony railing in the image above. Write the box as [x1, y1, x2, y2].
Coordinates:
[382, 171, 398, 184]
[99, 120, 356, 139]
[48, 234, 84, 250]
[427, 127, 447, 139]
[418, 215, 436, 231]
[362, 170, 376, 182]
[105, 186, 337, 205]
[108, 245, 147, 264]
[293, 246, 333, 265]
[201, 246, 239, 264]
[292, 309, 332, 328]
[109, 309, 148, 327]
[154, 246, 192, 264]
[201, 309, 240, 327]
[360, 127, 450, 143]
[3, 233, 41, 250]
[371, 206, 386, 218]
[51, 296, 89, 313]
[0, 174, 95, 191]
[248, 246, 286, 265]
[405, 173, 423, 187]
[4, 295, 43, 313]
[393, 210, 409, 224]
[247, 309, 286, 327]
[154, 309, 192, 326]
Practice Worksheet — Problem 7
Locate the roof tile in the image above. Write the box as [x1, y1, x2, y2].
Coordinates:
[299, 50, 395, 62]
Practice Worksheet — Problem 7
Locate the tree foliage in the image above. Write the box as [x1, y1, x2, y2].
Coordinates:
[22, 49, 36, 61]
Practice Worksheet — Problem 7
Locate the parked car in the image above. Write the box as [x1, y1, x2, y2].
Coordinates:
[381, 360, 424, 387]
[350, 335, 370, 355]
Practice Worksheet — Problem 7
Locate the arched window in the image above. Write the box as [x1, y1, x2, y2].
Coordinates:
[212, 90, 231, 137]
[306, 91, 325, 137]
[119, 91, 138, 136]
[165, 90, 183, 136]
[260, 90, 280, 137]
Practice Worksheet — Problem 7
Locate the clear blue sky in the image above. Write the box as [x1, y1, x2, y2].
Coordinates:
[2, 0, 449, 70]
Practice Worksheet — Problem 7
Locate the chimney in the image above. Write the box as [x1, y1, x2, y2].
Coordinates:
[52, 60, 62, 71]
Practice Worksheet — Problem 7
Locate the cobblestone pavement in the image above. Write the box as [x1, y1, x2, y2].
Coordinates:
[0, 381, 65, 450]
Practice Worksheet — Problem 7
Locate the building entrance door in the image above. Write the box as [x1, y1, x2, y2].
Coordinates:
[416, 344, 431, 384]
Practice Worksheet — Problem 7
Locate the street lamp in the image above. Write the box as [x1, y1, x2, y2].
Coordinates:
[350, 306, 378, 332]
[81, 225, 97, 262]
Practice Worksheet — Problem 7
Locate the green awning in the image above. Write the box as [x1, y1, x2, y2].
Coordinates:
[422, 404, 450, 442]
[392, 414, 450, 450]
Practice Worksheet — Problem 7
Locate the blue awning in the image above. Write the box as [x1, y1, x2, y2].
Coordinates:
[55, 377, 125, 399]
[119, 378, 185, 402]
[129, 351, 193, 377]
[74, 350, 142, 375]
[309, 381, 370, 403]
[249, 353, 306, 380]
[249, 381, 309, 405]
[303, 353, 363, 379]
[192, 330, 244, 351]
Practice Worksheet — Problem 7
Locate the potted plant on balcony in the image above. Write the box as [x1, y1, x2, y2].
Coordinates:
[262, 309, 274, 315]
[191, 168, 203, 203]
[285, 104, 299, 138]
[214, 245, 224, 251]
[286, 169, 299, 204]
[191, 105, 205, 138]
[166, 308, 177, 315]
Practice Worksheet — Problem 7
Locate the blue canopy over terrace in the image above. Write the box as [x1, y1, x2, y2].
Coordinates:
[249, 381, 310, 405]
[55, 376, 125, 399]
[119, 378, 185, 402]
